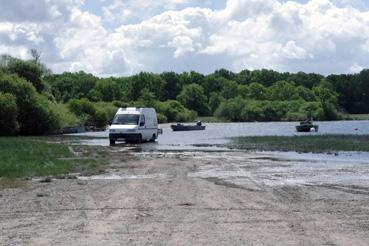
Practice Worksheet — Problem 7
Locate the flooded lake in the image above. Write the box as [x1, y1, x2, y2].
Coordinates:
[69, 120, 369, 151]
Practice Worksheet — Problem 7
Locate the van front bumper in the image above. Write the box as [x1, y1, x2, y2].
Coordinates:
[109, 133, 139, 141]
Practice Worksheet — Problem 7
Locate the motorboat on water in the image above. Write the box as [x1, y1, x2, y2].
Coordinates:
[170, 121, 206, 131]
[296, 120, 319, 132]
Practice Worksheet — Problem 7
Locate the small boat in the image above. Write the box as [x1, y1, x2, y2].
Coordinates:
[171, 121, 206, 131]
[296, 120, 319, 132]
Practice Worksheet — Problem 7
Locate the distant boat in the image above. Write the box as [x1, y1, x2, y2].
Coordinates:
[296, 120, 319, 132]
[171, 122, 206, 131]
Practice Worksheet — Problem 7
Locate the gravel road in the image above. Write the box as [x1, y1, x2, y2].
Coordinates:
[1, 150, 369, 245]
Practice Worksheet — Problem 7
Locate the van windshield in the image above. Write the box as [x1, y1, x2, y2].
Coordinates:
[112, 114, 139, 125]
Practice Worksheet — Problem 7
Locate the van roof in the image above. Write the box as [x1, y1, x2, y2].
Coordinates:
[117, 107, 139, 114]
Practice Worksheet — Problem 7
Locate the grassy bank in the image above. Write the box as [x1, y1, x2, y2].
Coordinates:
[0, 137, 101, 178]
[342, 114, 369, 120]
[229, 135, 369, 153]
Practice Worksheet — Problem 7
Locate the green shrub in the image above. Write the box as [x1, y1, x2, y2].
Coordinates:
[0, 72, 61, 135]
[68, 98, 96, 116]
[283, 112, 307, 121]
[216, 97, 337, 122]
[6, 59, 44, 92]
[67, 99, 118, 128]
[68, 99, 97, 126]
[94, 102, 118, 122]
[157, 113, 167, 123]
[53, 104, 81, 128]
[157, 100, 197, 122]
[177, 83, 210, 116]
[94, 109, 108, 128]
[0, 93, 17, 135]
[215, 97, 244, 121]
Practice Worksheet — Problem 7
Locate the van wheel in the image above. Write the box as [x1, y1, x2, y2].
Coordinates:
[136, 134, 142, 144]
[150, 134, 156, 142]
[109, 139, 115, 145]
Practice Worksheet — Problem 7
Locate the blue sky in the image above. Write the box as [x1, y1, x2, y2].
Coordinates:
[1, 0, 369, 76]
[82, 0, 227, 16]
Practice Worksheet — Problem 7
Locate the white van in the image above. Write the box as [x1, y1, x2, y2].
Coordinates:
[109, 107, 161, 145]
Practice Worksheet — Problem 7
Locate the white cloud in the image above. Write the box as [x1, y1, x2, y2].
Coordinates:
[350, 63, 364, 73]
[0, 0, 369, 76]
[102, 0, 191, 24]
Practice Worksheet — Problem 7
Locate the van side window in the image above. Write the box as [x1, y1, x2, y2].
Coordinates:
[140, 115, 145, 126]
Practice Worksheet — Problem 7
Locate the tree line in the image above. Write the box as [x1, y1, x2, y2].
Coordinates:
[1, 54, 368, 135]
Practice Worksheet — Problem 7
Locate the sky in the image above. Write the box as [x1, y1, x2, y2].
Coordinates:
[0, 0, 369, 77]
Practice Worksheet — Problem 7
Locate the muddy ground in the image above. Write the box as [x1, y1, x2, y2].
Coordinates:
[1, 149, 369, 246]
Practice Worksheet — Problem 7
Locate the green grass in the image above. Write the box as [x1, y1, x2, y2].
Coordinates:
[196, 116, 226, 123]
[0, 137, 99, 178]
[343, 114, 369, 120]
[229, 135, 369, 153]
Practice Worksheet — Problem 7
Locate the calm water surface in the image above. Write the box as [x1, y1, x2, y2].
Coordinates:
[69, 120, 369, 150]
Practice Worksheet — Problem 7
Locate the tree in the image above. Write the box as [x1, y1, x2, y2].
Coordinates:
[177, 83, 210, 116]
[249, 69, 285, 87]
[235, 69, 251, 84]
[294, 86, 316, 101]
[157, 100, 196, 122]
[213, 68, 236, 80]
[160, 72, 182, 100]
[221, 80, 239, 99]
[0, 72, 60, 134]
[6, 58, 44, 92]
[68, 98, 97, 126]
[201, 75, 225, 95]
[269, 80, 296, 101]
[0, 93, 17, 135]
[128, 72, 166, 101]
[46, 71, 98, 102]
[355, 69, 369, 113]
[208, 92, 224, 114]
[238, 84, 249, 99]
[215, 97, 245, 121]
[94, 78, 122, 102]
[313, 85, 339, 120]
[136, 88, 158, 107]
[287, 72, 323, 88]
[326, 74, 355, 113]
[30, 49, 41, 64]
[247, 82, 267, 100]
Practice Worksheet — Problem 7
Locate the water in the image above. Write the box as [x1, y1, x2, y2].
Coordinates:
[70, 121, 369, 184]
[68, 120, 369, 150]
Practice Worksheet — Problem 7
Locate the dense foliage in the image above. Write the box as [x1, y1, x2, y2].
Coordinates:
[1, 53, 368, 136]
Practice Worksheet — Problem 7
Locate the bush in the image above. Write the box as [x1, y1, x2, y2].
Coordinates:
[31, 95, 61, 134]
[0, 93, 17, 135]
[94, 109, 108, 128]
[53, 104, 81, 128]
[157, 100, 197, 122]
[94, 102, 118, 123]
[215, 97, 336, 122]
[68, 99, 97, 126]
[67, 99, 118, 128]
[6, 59, 44, 92]
[298, 101, 324, 120]
[94, 78, 122, 102]
[157, 113, 167, 123]
[0, 72, 61, 135]
[177, 83, 210, 116]
[215, 97, 244, 121]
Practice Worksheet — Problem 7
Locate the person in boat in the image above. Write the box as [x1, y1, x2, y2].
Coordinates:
[196, 121, 202, 126]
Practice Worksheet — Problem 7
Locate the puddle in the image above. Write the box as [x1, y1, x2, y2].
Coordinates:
[78, 173, 168, 180]
[187, 151, 369, 188]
